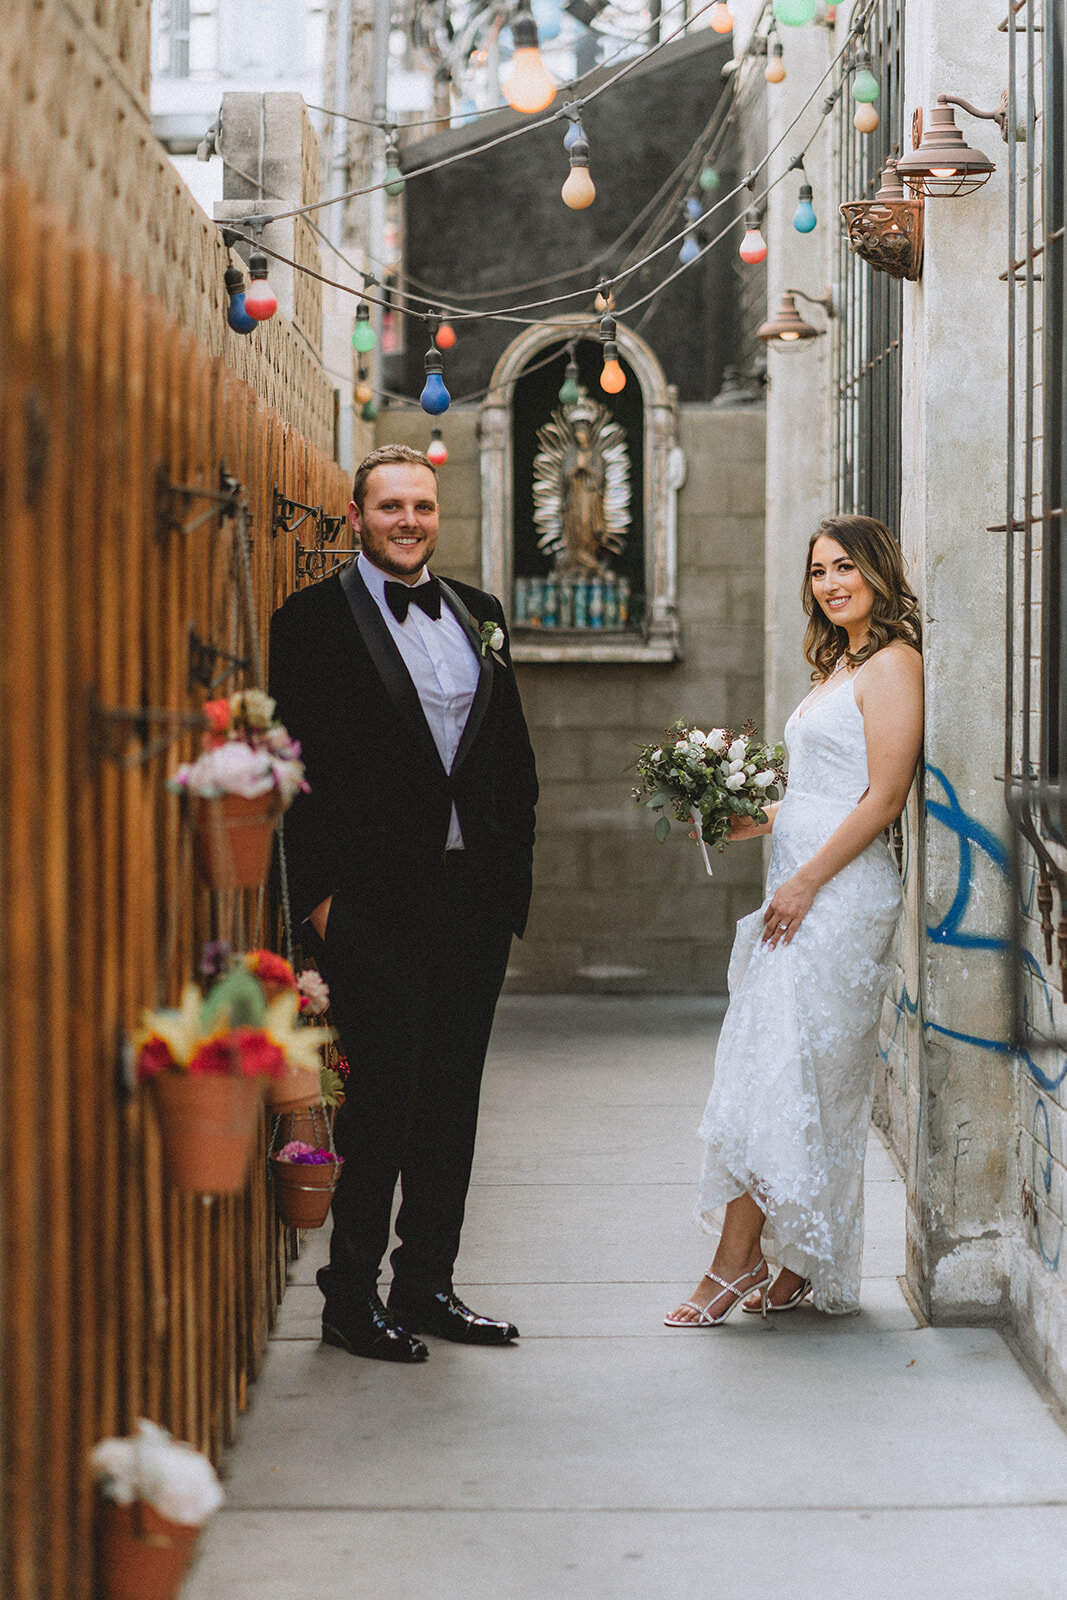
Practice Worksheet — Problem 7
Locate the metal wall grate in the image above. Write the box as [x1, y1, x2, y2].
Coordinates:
[832, 0, 905, 529]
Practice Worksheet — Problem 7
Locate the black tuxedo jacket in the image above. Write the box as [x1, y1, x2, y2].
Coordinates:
[268, 564, 538, 937]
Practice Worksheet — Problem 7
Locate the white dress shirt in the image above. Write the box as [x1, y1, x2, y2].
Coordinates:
[357, 551, 481, 849]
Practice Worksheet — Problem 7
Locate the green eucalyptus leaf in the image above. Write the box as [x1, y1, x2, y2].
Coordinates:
[655, 815, 671, 843]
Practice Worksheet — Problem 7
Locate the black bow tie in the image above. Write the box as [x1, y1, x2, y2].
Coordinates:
[384, 577, 441, 623]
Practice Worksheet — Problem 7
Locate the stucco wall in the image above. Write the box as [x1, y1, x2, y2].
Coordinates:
[376, 403, 766, 993]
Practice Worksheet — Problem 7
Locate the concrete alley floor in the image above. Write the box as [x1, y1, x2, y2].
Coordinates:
[186, 997, 1067, 1600]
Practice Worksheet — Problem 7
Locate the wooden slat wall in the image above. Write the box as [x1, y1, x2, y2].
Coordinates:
[0, 174, 351, 1600]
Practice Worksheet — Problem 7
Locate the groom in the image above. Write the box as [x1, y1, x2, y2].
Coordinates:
[268, 445, 538, 1363]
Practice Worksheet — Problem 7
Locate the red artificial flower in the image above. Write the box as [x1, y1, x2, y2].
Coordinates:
[203, 699, 232, 735]
[245, 949, 298, 991]
[136, 1034, 175, 1081]
[187, 1028, 286, 1079]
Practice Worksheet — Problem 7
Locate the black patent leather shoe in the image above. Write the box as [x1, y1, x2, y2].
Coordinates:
[387, 1290, 519, 1345]
[321, 1291, 428, 1363]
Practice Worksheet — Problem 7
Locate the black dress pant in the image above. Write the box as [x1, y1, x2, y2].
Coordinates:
[311, 851, 513, 1300]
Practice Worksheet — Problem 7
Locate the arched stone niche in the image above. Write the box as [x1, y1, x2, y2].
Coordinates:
[479, 314, 684, 663]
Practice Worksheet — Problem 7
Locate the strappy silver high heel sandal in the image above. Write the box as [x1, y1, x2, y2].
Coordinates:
[664, 1259, 770, 1327]
[742, 1275, 812, 1314]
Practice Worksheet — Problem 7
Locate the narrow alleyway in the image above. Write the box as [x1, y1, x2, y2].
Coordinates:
[186, 998, 1067, 1600]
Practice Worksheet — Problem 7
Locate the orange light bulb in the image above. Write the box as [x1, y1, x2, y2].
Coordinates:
[600, 340, 626, 393]
[710, 2, 734, 33]
[502, 13, 557, 113]
[854, 102, 880, 134]
[435, 321, 456, 349]
[765, 45, 786, 83]
[355, 379, 373, 404]
[562, 164, 596, 209]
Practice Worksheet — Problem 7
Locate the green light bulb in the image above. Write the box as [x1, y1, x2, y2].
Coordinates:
[851, 52, 879, 103]
[384, 142, 405, 197]
[772, 0, 816, 23]
[559, 367, 580, 407]
[352, 303, 376, 353]
[361, 399, 379, 422]
[699, 165, 720, 193]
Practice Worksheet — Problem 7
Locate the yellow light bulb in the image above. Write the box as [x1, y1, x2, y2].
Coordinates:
[600, 359, 626, 394]
[561, 165, 596, 210]
[503, 48, 557, 113]
[779, 330, 801, 341]
[853, 102, 880, 134]
[931, 166, 960, 178]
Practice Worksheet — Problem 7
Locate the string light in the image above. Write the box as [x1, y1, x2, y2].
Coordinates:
[435, 320, 457, 348]
[224, 266, 257, 335]
[679, 236, 701, 265]
[426, 427, 449, 466]
[850, 49, 879, 103]
[355, 373, 374, 404]
[384, 137, 406, 197]
[558, 351, 581, 406]
[765, 40, 786, 84]
[242, 252, 277, 320]
[502, 10, 558, 114]
[561, 133, 597, 209]
[738, 209, 768, 263]
[854, 101, 880, 134]
[352, 301, 376, 352]
[361, 398, 379, 421]
[773, 0, 816, 22]
[699, 164, 720, 192]
[563, 114, 587, 152]
[420, 344, 451, 414]
[599, 313, 626, 393]
[710, 3, 734, 33]
[793, 181, 817, 232]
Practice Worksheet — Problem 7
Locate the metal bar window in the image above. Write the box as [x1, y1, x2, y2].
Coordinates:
[832, 0, 905, 529]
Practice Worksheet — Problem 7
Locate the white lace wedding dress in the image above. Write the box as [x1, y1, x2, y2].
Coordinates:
[695, 666, 902, 1314]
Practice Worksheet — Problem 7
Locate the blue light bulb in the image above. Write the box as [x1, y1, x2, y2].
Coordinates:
[792, 183, 817, 233]
[420, 348, 451, 414]
[563, 118, 586, 152]
[679, 236, 701, 265]
[224, 267, 257, 335]
[685, 196, 702, 222]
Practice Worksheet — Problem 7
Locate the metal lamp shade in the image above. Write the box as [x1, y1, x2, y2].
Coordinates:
[896, 105, 995, 196]
[757, 292, 820, 347]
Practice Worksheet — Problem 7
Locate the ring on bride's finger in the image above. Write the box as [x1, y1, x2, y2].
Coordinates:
[778, 922, 789, 930]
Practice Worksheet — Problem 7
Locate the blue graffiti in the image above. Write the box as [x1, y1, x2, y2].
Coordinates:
[1031, 1096, 1063, 1269]
[925, 765, 1010, 950]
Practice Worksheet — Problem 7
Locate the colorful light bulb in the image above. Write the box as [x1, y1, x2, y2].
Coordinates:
[435, 321, 457, 349]
[561, 135, 596, 209]
[710, 2, 733, 33]
[420, 346, 451, 415]
[851, 50, 879, 103]
[361, 398, 379, 422]
[765, 41, 786, 83]
[773, 0, 816, 23]
[355, 378, 374, 405]
[224, 266, 257, 335]
[426, 427, 449, 466]
[352, 302, 376, 353]
[793, 183, 817, 232]
[558, 357, 581, 407]
[685, 196, 702, 223]
[699, 164, 720, 193]
[679, 236, 701, 266]
[243, 252, 277, 321]
[502, 11, 557, 114]
[600, 341, 626, 394]
[563, 117, 586, 152]
[854, 101, 880, 134]
[738, 210, 767, 264]
[383, 139, 405, 197]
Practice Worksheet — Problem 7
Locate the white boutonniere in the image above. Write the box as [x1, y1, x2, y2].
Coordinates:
[474, 617, 507, 665]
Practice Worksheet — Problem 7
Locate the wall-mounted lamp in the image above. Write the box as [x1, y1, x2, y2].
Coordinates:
[839, 158, 924, 281]
[757, 287, 834, 348]
[895, 93, 1005, 197]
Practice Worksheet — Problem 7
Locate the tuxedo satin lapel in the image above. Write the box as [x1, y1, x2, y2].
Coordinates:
[339, 561, 446, 777]
[438, 578, 493, 772]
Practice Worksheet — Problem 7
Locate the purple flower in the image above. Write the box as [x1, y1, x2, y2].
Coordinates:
[199, 940, 232, 979]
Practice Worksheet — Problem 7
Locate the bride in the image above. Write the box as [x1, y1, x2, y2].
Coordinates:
[666, 515, 923, 1326]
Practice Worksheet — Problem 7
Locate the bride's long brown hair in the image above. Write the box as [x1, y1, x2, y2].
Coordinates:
[802, 514, 922, 682]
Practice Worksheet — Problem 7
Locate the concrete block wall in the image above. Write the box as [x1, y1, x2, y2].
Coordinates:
[377, 403, 766, 994]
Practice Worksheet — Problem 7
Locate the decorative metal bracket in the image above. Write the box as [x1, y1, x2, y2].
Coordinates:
[88, 687, 208, 769]
[157, 463, 241, 541]
[296, 546, 358, 584]
[272, 489, 320, 539]
[320, 513, 348, 542]
[187, 625, 250, 695]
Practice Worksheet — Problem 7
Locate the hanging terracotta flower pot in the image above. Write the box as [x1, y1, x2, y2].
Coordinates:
[191, 791, 282, 891]
[97, 1498, 200, 1600]
[270, 1152, 342, 1228]
[274, 1100, 337, 1147]
[150, 1073, 263, 1194]
[265, 1064, 322, 1116]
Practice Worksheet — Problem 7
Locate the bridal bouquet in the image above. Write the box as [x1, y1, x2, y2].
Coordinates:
[631, 721, 785, 863]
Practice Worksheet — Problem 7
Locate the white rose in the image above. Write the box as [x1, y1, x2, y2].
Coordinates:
[489, 626, 505, 652]
[651, 748, 664, 763]
[724, 772, 746, 791]
[744, 764, 755, 775]
[728, 738, 747, 763]
[727, 759, 746, 775]
[705, 728, 730, 754]
[690, 729, 707, 744]
[753, 769, 775, 789]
